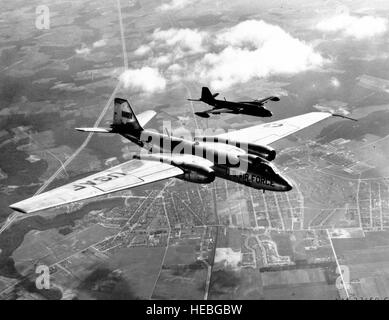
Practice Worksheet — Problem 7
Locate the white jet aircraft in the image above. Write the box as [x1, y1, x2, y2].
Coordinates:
[10, 97, 336, 214]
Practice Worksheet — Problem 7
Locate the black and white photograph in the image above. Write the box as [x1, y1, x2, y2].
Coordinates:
[1, 0, 389, 306]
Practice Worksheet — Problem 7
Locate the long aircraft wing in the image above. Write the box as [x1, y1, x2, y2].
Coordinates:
[239, 96, 280, 105]
[255, 96, 280, 104]
[216, 112, 332, 146]
[10, 160, 183, 214]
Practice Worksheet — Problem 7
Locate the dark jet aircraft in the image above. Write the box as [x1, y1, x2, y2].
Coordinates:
[188, 87, 280, 118]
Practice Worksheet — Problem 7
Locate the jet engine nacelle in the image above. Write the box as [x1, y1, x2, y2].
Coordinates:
[238, 154, 265, 166]
[178, 165, 215, 184]
[132, 154, 215, 184]
[194, 136, 276, 161]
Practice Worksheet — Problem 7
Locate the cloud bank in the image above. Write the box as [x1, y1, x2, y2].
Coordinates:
[124, 19, 326, 93]
[120, 67, 166, 93]
[158, 0, 195, 11]
[152, 28, 206, 56]
[134, 45, 151, 56]
[75, 39, 107, 56]
[317, 13, 388, 39]
[93, 39, 107, 48]
[196, 20, 325, 89]
[75, 47, 91, 55]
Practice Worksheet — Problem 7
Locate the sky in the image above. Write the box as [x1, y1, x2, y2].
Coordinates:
[119, 0, 389, 95]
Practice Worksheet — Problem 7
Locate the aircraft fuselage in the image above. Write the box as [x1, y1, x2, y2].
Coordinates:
[207, 99, 272, 117]
[121, 130, 292, 192]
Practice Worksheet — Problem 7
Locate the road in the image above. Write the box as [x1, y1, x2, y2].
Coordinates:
[34, 82, 121, 196]
[1, 0, 128, 235]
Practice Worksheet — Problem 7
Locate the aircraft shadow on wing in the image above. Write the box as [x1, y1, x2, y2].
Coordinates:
[188, 87, 280, 118]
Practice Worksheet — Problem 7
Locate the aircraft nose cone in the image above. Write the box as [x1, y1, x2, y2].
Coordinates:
[265, 110, 272, 117]
[284, 181, 293, 191]
[277, 175, 293, 191]
[282, 177, 293, 191]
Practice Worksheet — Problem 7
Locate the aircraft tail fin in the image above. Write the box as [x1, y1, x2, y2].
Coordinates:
[76, 98, 155, 134]
[200, 87, 214, 102]
[75, 127, 112, 133]
[113, 98, 143, 132]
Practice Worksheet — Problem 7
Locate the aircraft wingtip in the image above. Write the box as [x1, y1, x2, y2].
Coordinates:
[331, 113, 358, 121]
[9, 205, 27, 214]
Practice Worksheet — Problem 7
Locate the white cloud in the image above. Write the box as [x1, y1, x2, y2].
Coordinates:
[167, 64, 183, 73]
[93, 39, 107, 48]
[131, 20, 326, 91]
[75, 47, 91, 55]
[119, 67, 166, 93]
[166, 63, 185, 82]
[145, 28, 207, 70]
[195, 20, 325, 89]
[152, 28, 207, 56]
[152, 54, 172, 66]
[158, 0, 195, 11]
[316, 14, 388, 39]
[216, 20, 284, 48]
[75, 40, 106, 56]
[134, 45, 151, 56]
[330, 77, 340, 88]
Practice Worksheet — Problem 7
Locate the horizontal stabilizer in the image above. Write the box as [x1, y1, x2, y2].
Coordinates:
[75, 127, 112, 133]
[138, 110, 157, 127]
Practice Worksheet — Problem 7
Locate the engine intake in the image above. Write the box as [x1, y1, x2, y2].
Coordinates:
[133, 153, 215, 184]
[179, 165, 215, 184]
